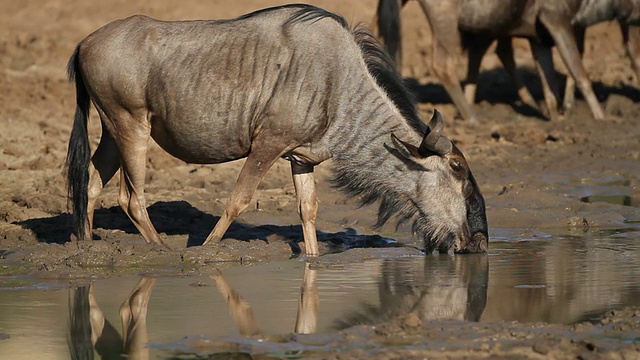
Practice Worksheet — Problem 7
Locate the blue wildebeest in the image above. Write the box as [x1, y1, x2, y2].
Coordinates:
[65, 4, 488, 256]
[572, 0, 640, 76]
[374, 0, 609, 122]
[563, 0, 640, 109]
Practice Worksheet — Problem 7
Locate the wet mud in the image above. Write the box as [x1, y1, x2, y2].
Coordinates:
[1, 0, 640, 358]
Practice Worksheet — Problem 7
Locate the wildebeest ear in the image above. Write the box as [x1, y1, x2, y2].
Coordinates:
[390, 133, 421, 160]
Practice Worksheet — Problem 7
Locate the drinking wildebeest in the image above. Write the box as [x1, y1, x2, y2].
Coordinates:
[374, 0, 606, 122]
[65, 4, 488, 255]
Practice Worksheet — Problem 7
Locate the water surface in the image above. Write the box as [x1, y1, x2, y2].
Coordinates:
[1, 228, 639, 359]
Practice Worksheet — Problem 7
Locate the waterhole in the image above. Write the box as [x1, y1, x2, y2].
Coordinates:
[1, 228, 639, 358]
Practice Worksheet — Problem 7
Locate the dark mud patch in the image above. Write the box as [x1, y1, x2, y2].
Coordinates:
[1, 224, 419, 277]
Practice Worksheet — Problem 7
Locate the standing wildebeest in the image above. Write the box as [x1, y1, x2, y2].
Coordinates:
[66, 4, 488, 256]
[574, 0, 640, 79]
[375, 0, 607, 122]
[562, 0, 640, 110]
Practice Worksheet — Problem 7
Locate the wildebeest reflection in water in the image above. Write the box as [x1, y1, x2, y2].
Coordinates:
[334, 254, 488, 329]
[66, 257, 487, 358]
[67, 264, 318, 359]
[68, 278, 157, 360]
[210, 263, 319, 336]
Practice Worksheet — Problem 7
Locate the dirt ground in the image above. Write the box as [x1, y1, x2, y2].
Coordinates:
[1, 0, 640, 358]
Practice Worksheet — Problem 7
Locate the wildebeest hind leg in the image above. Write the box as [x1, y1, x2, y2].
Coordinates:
[119, 277, 156, 357]
[85, 118, 120, 240]
[115, 119, 164, 246]
[539, 16, 604, 120]
[529, 40, 561, 121]
[562, 26, 586, 112]
[418, 0, 478, 122]
[621, 24, 640, 84]
[463, 35, 493, 105]
[495, 38, 538, 109]
[202, 141, 288, 246]
[291, 163, 319, 256]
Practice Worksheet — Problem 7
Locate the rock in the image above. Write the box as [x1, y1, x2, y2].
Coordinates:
[401, 312, 422, 329]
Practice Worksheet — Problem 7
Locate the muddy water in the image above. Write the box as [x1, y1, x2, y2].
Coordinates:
[0, 228, 639, 359]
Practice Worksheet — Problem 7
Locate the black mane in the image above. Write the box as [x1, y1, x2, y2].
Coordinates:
[351, 26, 424, 134]
[286, 5, 424, 134]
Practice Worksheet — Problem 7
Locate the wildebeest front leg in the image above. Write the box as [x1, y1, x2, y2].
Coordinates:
[539, 15, 604, 120]
[291, 163, 319, 256]
[463, 34, 493, 105]
[210, 272, 261, 336]
[294, 262, 319, 334]
[202, 143, 286, 246]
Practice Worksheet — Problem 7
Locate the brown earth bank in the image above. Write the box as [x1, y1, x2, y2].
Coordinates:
[1, 0, 640, 358]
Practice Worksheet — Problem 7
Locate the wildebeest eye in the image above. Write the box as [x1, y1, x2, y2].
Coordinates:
[449, 159, 465, 176]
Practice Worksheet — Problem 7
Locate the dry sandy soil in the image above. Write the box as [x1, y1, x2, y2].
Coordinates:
[1, 0, 640, 358]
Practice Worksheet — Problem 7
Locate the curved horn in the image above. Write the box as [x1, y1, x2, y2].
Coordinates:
[418, 110, 453, 156]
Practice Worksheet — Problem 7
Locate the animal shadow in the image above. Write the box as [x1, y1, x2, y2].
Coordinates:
[405, 67, 543, 117]
[14, 201, 406, 251]
[404, 67, 640, 119]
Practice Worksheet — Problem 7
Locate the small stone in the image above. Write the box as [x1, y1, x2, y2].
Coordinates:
[401, 312, 421, 328]
[532, 341, 552, 355]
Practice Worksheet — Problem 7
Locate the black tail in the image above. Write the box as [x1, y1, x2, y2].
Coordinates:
[376, 0, 403, 67]
[67, 286, 95, 360]
[65, 46, 91, 239]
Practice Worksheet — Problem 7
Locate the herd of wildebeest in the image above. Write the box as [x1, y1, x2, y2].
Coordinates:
[374, 0, 639, 123]
[64, 0, 639, 256]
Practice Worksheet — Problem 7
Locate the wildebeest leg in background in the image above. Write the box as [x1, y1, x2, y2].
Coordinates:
[417, 0, 478, 123]
[211, 272, 262, 336]
[621, 23, 640, 81]
[294, 263, 319, 334]
[120, 277, 156, 360]
[115, 110, 165, 246]
[462, 34, 494, 104]
[562, 26, 586, 112]
[203, 139, 289, 246]
[538, 14, 605, 120]
[291, 163, 319, 256]
[529, 40, 562, 121]
[373, 0, 409, 67]
[495, 38, 538, 109]
[84, 113, 121, 241]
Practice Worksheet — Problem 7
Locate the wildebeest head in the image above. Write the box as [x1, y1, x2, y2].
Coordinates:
[389, 110, 488, 254]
